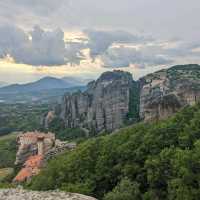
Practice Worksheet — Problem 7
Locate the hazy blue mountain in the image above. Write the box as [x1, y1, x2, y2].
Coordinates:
[62, 76, 93, 86]
[0, 77, 85, 94]
[0, 81, 8, 88]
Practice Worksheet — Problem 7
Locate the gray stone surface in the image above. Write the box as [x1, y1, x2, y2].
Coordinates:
[56, 70, 133, 133]
[139, 64, 200, 121]
[45, 65, 200, 132]
[0, 189, 97, 200]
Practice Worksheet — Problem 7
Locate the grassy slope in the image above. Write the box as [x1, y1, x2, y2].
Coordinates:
[0, 168, 14, 182]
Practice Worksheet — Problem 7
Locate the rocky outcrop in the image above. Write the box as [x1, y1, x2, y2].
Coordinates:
[45, 64, 200, 133]
[140, 64, 200, 121]
[44, 140, 76, 161]
[57, 70, 134, 133]
[0, 189, 97, 200]
[44, 111, 56, 129]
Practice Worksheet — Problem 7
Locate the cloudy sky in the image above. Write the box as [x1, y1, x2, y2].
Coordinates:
[0, 0, 200, 83]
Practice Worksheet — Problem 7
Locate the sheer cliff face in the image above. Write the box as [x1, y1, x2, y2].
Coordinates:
[140, 65, 200, 122]
[60, 71, 133, 133]
[47, 65, 200, 133]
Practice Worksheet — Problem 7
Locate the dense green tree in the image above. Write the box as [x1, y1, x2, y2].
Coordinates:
[0, 133, 17, 168]
[28, 103, 200, 200]
[104, 178, 141, 200]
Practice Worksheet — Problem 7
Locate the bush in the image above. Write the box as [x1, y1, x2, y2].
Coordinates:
[104, 178, 141, 200]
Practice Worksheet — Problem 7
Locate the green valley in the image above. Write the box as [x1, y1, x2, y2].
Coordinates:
[0, 103, 49, 136]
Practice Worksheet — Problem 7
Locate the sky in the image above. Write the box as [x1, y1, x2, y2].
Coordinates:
[0, 0, 200, 83]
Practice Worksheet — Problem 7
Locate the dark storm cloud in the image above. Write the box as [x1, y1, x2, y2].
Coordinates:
[0, 25, 84, 66]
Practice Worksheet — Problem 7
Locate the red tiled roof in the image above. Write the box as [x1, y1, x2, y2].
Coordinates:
[14, 155, 44, 183]
[14, 131, 55, 183]
[24, 155, 43, 168]
[14, 168, 33, 182]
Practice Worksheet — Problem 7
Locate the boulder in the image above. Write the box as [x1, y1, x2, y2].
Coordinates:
[0, 189, 97, 200]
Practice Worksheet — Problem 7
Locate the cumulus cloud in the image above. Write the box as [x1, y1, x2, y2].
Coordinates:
[0, 25, 28, 57]
[85, 29, 150, 58]
[166, 42, 200, 57]
[84, 29, 200, 68]
[101, 46, 173, 68]
[84, 30, 174, 68]
[0, 26, 158, 67]
[65, 41, 86, 65]
[0, 25, 199, 68]
[0, 25, 85, 66]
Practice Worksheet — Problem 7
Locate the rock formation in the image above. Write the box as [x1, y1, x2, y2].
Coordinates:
[45, 64, 200, 133]
[139, 64, 200, 121]
[0, 189, 97, 200]
[56, 70, 134, 133]
[44, 111, 56, 129]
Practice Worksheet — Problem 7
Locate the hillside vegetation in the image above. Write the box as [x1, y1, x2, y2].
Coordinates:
[0, 133, 17, 168]
[0, 103, 48, 135]
[29, 102, 200, 200]
[0, 168, 14, 182]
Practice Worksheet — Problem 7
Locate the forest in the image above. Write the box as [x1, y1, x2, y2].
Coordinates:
[28, 102, 200, 200]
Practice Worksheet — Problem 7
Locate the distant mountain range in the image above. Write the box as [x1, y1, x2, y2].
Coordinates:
[62, 77, 92, 86]
[0, 81, 8, 88]
[0, 77, 89, 104]
[0, 77, 90, 94]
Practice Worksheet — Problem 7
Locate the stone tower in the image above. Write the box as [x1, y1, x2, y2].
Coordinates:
[37, 136, 45, 156]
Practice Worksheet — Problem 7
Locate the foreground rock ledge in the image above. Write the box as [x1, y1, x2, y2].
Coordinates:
[0, 189, 97, 200]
